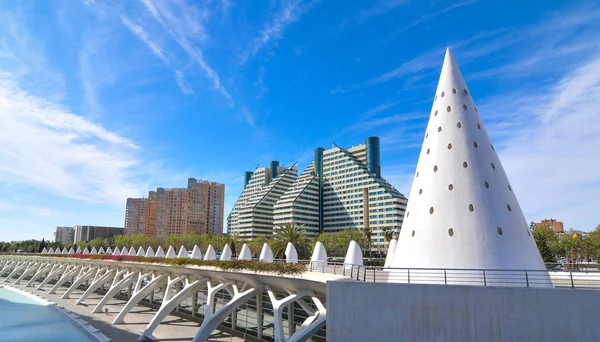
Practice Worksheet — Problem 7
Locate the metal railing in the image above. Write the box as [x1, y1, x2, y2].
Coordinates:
[344, 266, 600, 289]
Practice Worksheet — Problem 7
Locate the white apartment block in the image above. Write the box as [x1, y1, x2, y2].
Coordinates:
[54, 226, 74, 244]
[228, 162, 298, 239]
[229, 137, 408, 250]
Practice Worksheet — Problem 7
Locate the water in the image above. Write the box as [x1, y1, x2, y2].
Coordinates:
[0, 288, 95, 342]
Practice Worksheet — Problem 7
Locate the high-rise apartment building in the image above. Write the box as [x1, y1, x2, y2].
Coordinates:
[54, 226, 74, 244]
[228, 162, 298, 239]
[228, 137, 408, 249]
[125, 178, 225, 238]
[535, 218, 564, 233]
[73, 225, 124, 243]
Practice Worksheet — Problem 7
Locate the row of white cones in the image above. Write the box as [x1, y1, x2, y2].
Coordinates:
[38, 239, 396, 268]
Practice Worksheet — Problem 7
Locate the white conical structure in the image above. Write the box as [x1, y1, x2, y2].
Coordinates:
[68, 247, 75, 254]
[344, 241, 363, 268]
[62, 247, 68, 254]
[384, 239, 398, 268]
[121, 247, 129, 256]
[91, 247, 98, 255]
[41, 247, 47, 254]
[155, 246, 166, 258]
[106, 247, 113, 254]
[99, 247, 105, 254]
[112, 246, 120, 255]
[220, 245, 232, 260]
[236, 244, 251, 260]
[48, 247, 55, 254]
[145, 246, 155, 257]
[128, 246, 136, 256]
[391, 48, 547, 274]
[177, 245, 188, 258]
[190, 245, 203, 259]
[203, 245, 216, 260]
[310, 241, 328, 271]
[165, 246, 177, 259]
[83, 247, 90, 254]
[137, 246, 145, 257]
[76, 247, 82, 254]
[259, 243, 274, 263]
[284, 242, 298, 264]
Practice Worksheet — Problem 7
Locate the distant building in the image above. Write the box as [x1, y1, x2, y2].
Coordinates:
[535, 218, 564, 233]
[54, 226, 74, 244]
[73, 225, 124, 243]
[125, 178, 225, 238]
[228, 137, 408, 250]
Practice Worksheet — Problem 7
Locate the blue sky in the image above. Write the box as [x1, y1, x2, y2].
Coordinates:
[1, 0, 599, 241]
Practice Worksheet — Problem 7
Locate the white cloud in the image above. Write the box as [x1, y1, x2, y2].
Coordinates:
[174, 70, 193, 95]
[241, 107, 256, 127]
[335, 0, 409, 30]
[240, 0, 319, 64]
[0, 73, 144, 204]
[121, 16, 170, 65]
[365, 100, 399, 116]
[140, 0, 233, 106]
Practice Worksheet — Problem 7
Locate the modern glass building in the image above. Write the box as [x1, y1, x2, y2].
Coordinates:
[228, 137, 408, 249]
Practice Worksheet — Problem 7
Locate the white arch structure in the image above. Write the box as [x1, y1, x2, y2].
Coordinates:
[0, 254, 337, 342]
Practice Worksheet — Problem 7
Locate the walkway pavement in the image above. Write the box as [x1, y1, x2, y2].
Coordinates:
[11, 283, 245, 342]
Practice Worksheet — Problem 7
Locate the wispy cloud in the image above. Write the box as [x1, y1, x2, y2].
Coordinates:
[335, 0, 409, 30]
[174, 70, 193, 95]
[121, 16, 169, 65]
[392, 0, 476, 36]
[365, 100, 399, 116]
[241, 107, 256, 127]
[240, 0, 319, 64]
[0, 73, 143, 204]
[140, 0, 233, 106]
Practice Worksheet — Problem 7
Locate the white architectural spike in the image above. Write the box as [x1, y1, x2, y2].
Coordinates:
[90, 247, 98, 255]
[259, 243, 274, 263]
[48, 247, 55, 254]
[384, 239, 398, 268]
[83, 247, 90, 254]
[68, 247, 75, 254]
[238, 244, 252, 260]
[76, 247, 82, 254]
[128, 246, 136, 256]
[137, 246, 145, 257]
[41, 247, 47, 254]
[220, 245, 232, 260]
[177, 245, 188, 258]
[112, 246, 120, 255]
[344, 241, 363, 267]
[145, 246, 155, 258]
[190, 245, 203, 259]
[165, 246, 177, 259]
[155, 246, 166, 258]
[284, 242, 298, 263]
[99, 247, 105, 254]
[121, 247, 129, 256]
[310, 241, 328, 271]
[203, 245, 216, 260]
[106, 247, 112, 254]
[391, 48, 546, 272]
[62, 247, 68, 254]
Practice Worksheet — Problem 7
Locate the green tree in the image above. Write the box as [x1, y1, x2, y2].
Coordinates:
[535, 233, 554, 263]
[272, 223, 311, 259]
[317, 229, 366, 257]
[247, 235, 268, 256]
[361, 225, 373, 262]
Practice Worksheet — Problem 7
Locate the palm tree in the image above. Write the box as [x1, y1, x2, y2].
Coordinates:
[382, 227, 394, 243]
[361, 225, 373, 263]
[272, 223, 310, 259]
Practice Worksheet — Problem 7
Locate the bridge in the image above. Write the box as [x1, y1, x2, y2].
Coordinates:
[0, 253, 344, 342]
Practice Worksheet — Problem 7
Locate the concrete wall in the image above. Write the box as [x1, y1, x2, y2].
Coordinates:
[327, 281, 600, 342]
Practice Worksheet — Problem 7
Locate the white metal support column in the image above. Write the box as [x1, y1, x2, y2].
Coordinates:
[36, 264, 67, 290]
[92, 270, 137, 313]
[49, 265, 84, 294]
[287, 294, 327, 342]
[192, 282, 263, 342]
[14, 262, 41, 284]
[0, 261, 16, 277]
[266, 287, 311, 342]
[62, 266, 103, 299]
[3, 261, 29, 282]
[26, 263, 52, 287]
[76, 268, 116, 304]
[113, 273, 168, 324]
[138, 276, 206, 340]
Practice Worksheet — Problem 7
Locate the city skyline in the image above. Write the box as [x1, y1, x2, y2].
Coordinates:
[1, 1, 600, 241]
